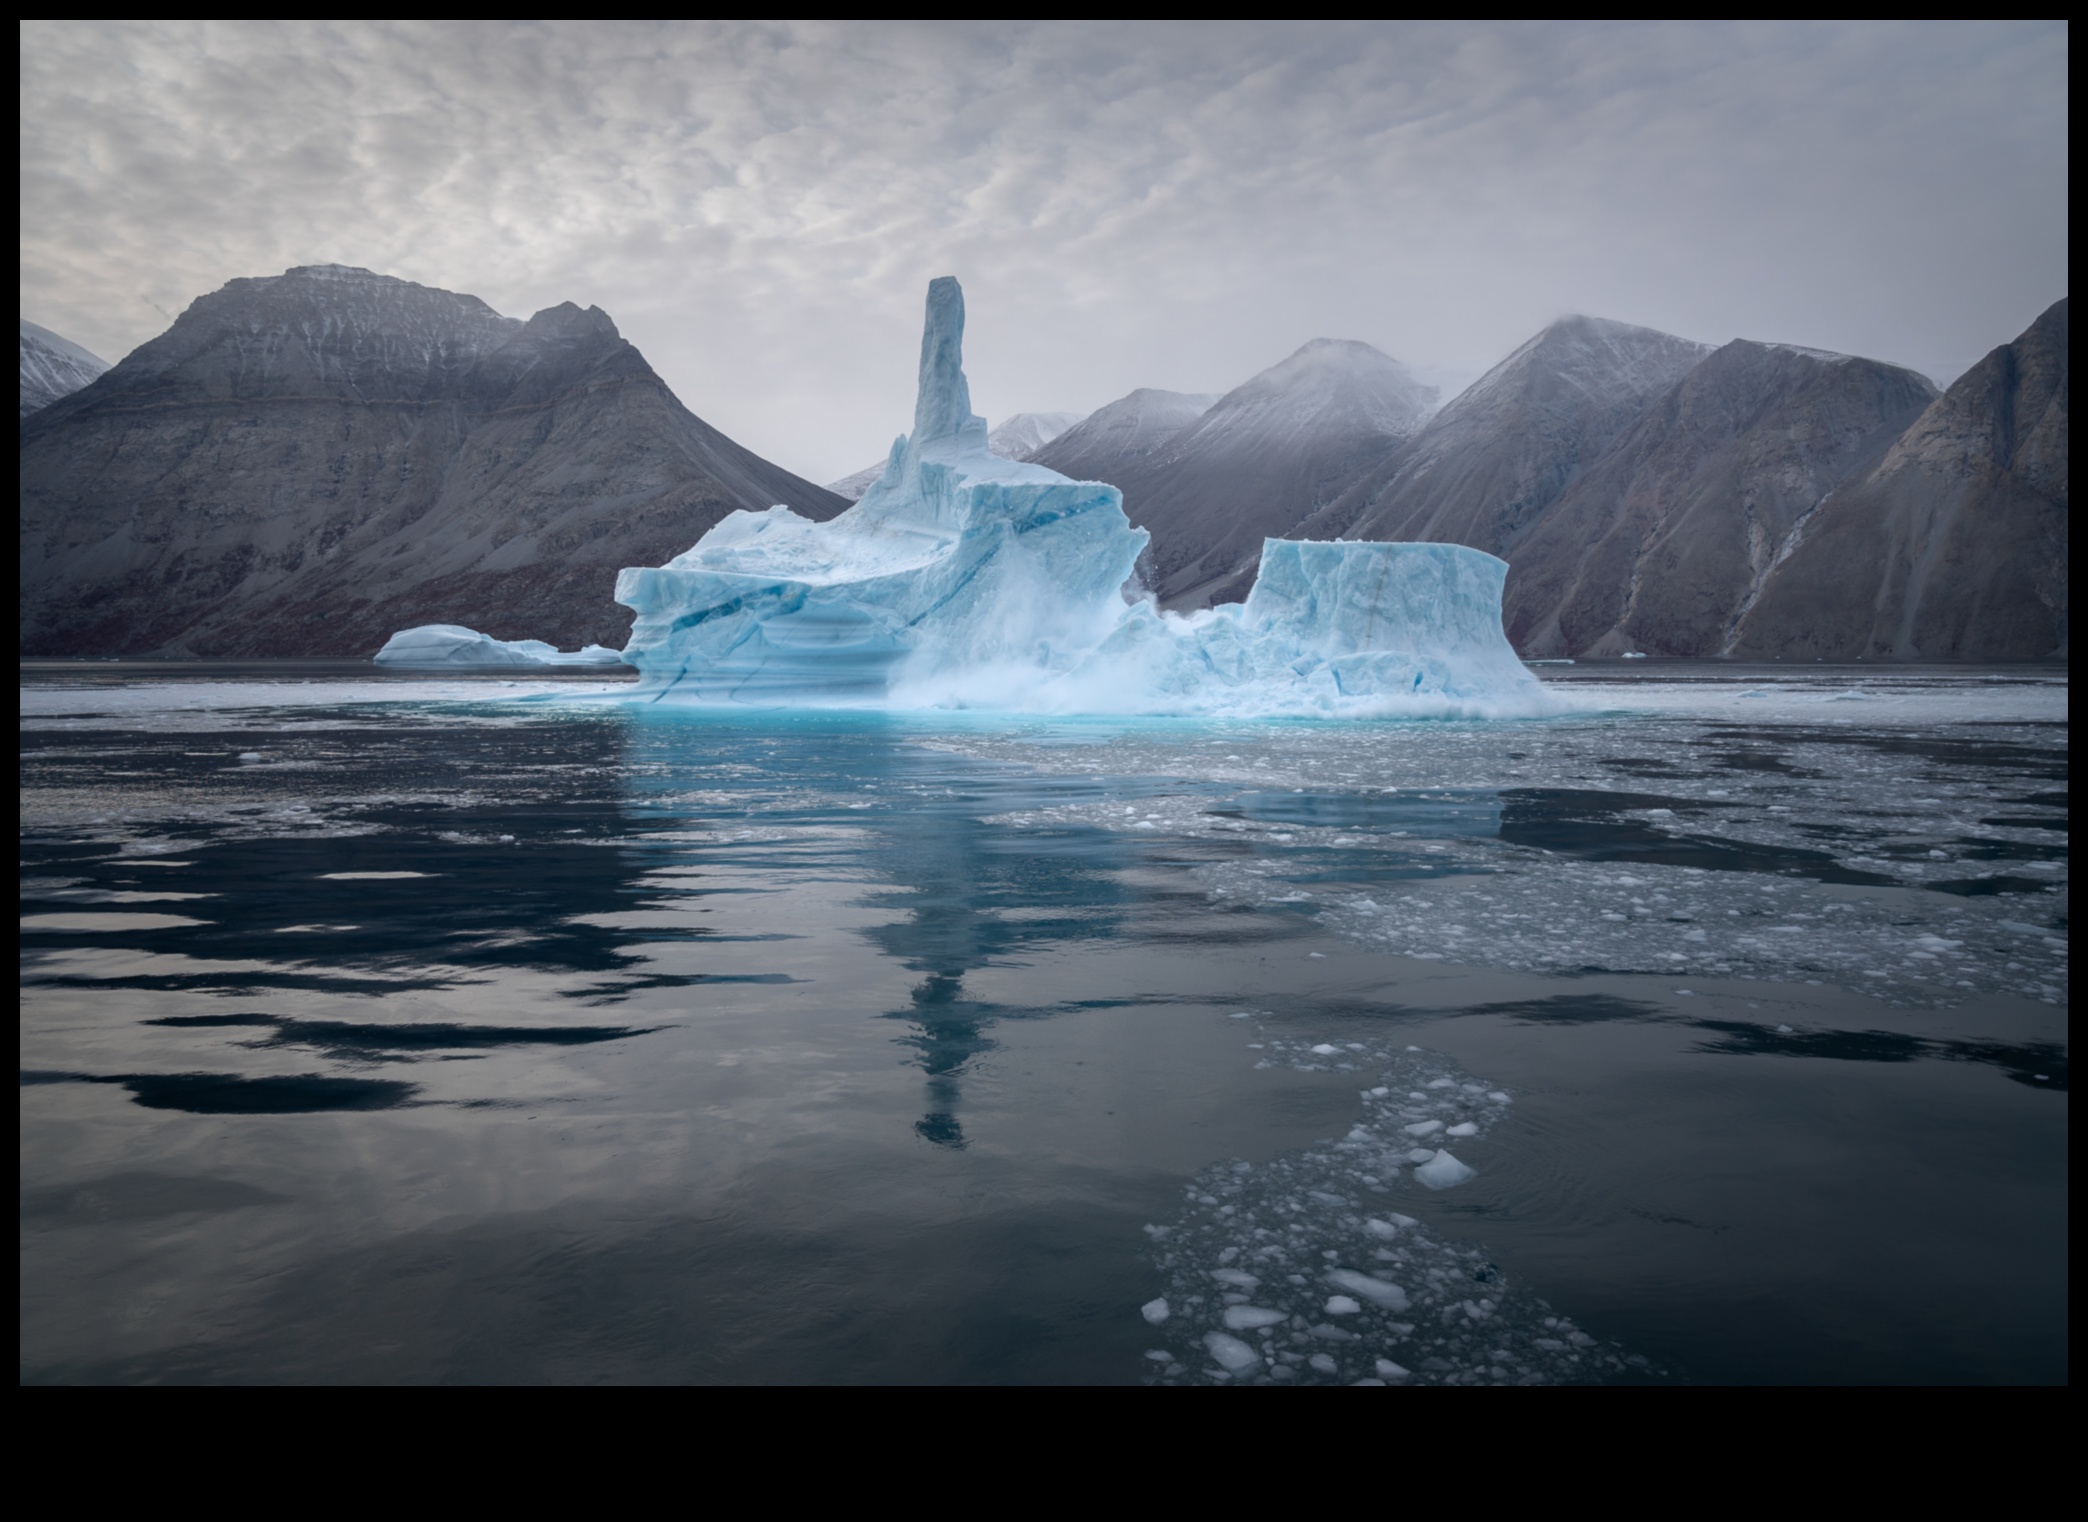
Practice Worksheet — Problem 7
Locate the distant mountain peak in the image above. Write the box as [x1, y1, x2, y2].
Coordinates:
[20, 318, 111, 419]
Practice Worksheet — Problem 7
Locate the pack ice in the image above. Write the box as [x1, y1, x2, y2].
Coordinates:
[374, 625, 627, 669]
[616, 278, 1546, 717]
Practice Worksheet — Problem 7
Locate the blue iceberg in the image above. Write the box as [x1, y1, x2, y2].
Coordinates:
[375, 624, 627, 670]
[616, 278, 1546, 717]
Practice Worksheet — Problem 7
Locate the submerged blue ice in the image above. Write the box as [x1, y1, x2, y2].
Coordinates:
[616, 278, 1546, 716]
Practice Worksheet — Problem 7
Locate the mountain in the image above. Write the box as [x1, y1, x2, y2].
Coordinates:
[1295, 316, 1715, 555]
[1026, 387, 1217, 486]
[1068, 341, 1436, 609]
[1496, 340, 1938, 657]
[20, 264, 847, 657]
[1732, 299, 2067, 660]
[20, 319, 110, 418]
[826, 409, 1086, 500]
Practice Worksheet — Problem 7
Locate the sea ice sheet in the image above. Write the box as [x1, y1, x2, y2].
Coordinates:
[616, 278, 1547, 718]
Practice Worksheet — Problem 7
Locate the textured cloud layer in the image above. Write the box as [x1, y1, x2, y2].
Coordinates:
[20, 21, 2069, 482]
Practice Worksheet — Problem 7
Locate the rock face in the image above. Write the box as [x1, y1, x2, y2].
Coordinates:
[19, 264, 846, 657]
[1499, 341, 1938, 657]
[20, 319, 110, 419]
[1295, 316, 1714, 557]
[1732, 299, 2068, 660]
[1064, 341, 1436, 610]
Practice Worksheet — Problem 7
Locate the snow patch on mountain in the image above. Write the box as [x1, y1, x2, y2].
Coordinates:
[21, 319, 110, 418]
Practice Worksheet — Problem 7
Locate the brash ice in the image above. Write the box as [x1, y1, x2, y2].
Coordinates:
[615, 278, 1547, 715]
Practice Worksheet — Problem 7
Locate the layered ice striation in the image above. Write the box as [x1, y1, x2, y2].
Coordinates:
[616, 278, 1545, 716]
[375, 625, 626, 669]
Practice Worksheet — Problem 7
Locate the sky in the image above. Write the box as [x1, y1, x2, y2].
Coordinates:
[19, 20, 2070, 484]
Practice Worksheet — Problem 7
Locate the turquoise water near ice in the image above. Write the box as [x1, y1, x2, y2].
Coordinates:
[20, 665, 2068, 1383]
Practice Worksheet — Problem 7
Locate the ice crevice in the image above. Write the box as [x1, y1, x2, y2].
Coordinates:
[612, 277, 1551, 718]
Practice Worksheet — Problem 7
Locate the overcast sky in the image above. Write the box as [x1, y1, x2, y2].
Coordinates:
[20, 20, 2070, 483]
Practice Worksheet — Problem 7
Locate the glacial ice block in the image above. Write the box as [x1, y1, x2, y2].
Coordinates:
[374, 625, 627, 669]
[615, 277, 1548, 717]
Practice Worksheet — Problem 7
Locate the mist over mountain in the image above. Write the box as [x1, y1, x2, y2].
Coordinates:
[1295, 317, 1715, 555]
[1733, 299, 2067, 660]
[20, 265, 845, 657]
[1078, 340, 1437, 609]
[20, 319, 110, 419]
[1026, 388, 1218, 485]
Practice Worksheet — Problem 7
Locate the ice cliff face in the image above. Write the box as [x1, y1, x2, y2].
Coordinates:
[617, 278, 1543, 716]
[20, 319, 110, 418]
[1732, 298, 2068, 660]
[19, 265, 846, 657]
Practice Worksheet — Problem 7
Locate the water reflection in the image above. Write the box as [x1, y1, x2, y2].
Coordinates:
[623, 709, 1145, 1146]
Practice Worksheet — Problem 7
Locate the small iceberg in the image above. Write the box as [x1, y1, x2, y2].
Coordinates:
[1413, 1149, 1477, 1190]
[374, 625, 628, 670]
[1325, 1268, 1411, 1311]
[1203, 1331, 1262, 1373]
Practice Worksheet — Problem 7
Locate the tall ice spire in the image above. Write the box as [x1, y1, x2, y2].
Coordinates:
[912, 276, 985, 445]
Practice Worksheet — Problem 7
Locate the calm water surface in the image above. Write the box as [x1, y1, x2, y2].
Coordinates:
[19, 663, 2068, 1383]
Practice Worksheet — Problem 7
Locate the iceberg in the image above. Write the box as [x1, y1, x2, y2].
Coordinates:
[615, 278, 1547, 717]
[374, 624, 627, 669]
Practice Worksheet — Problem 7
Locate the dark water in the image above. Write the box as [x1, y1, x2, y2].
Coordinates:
[19, 669, 2068, 1384]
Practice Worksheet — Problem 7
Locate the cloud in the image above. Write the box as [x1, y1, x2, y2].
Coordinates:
[20, 20, 2069, 482]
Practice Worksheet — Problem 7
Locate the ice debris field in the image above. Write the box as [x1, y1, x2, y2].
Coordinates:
[391, 277, 1548, 719]
[1139, 1025, 1643, 1386]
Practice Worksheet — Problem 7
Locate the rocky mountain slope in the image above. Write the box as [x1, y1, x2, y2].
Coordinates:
[827, 409, 1086, 499]
[20, 319, 110, 418]
[1501, 340, 1938, 657]
[20, 265, 846, 657]
[1732, 298, 2067, 660]
[1073, 341, 1436, 609]
[1294, 316, 1714, 556]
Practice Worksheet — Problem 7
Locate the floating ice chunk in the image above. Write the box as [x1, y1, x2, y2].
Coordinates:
[1413, 1150, 1477, 1190]
[613, 278, 1551, 718]
[1406, 1148, 1437, 1164]
[1364, 1218, 1400, 1239]
[1223, 1306, 1288, 1331]
[1310, 1043, 1340, 1055]
[1402, 1119, 1444, 1137]
[1204, 1331, 1261, 1372]
[1324, 1295, 1364, 1316]
[375, 624, 626, 669]
[1426, 1077, 1456, 1089]
[1211, 1268, 1260, 1290]
[1388, 1213, 1418, 1228]
[1140, 1297, 1171, 1325]
[237, 752, 262, 763]
[1308, 1353, 1339, 1373]
[1375, 1358, 1412, 1380]
[1326, 1269, 1411, 1311]
[1445, 1122, 1479, 1137]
